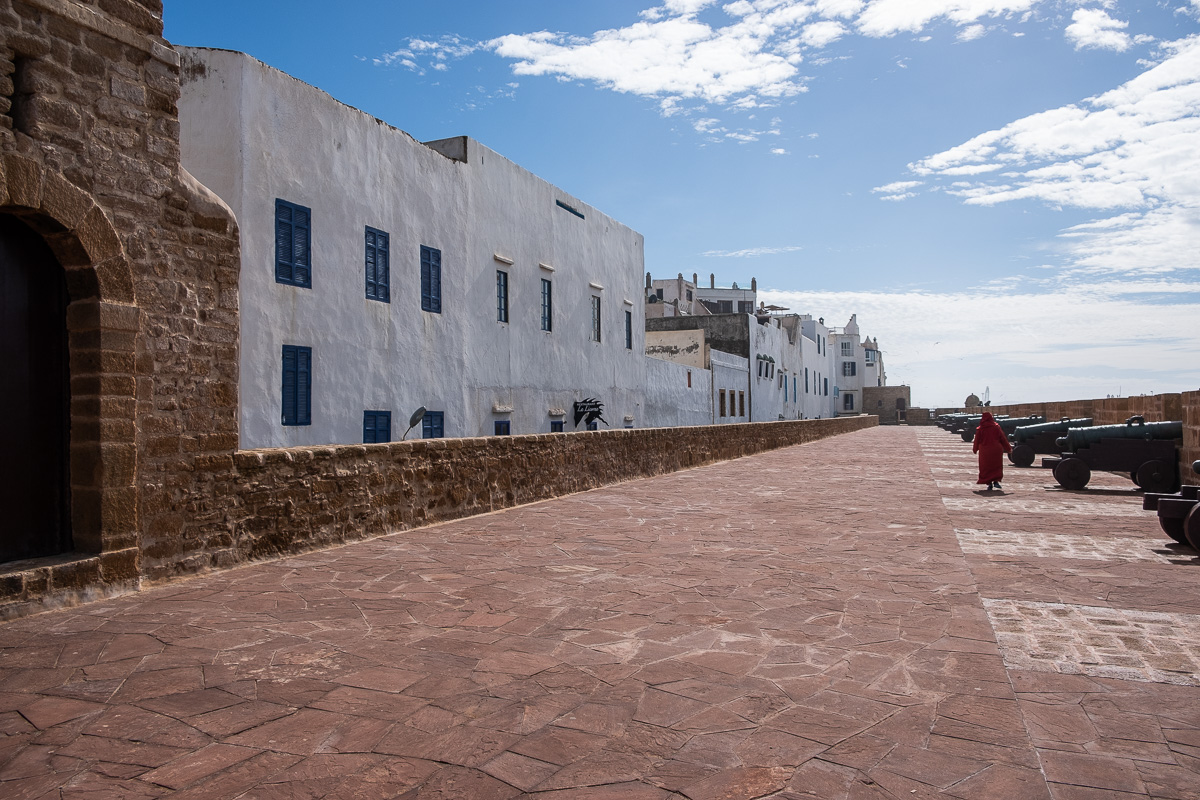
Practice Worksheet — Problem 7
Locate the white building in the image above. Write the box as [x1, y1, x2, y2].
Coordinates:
[178, 48, 646, 447]
[830, 314, 886, 416]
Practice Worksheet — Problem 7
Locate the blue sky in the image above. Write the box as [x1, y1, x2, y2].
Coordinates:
[165, 1, 1200, 408]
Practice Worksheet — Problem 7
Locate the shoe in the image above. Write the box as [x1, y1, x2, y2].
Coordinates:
[994, 482, 1002, 490]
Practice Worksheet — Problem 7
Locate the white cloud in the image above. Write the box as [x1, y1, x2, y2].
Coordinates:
[908, 35, 1200, 278]
[855, 0, 1040, 38]
[957, 23, 986, 42]
[1065, 8, 1132, 52]
[701, 245, 804, 257]
[771, 147, 790, 154]
[872, 179, 923, 193]
[802, 20, 848, 48]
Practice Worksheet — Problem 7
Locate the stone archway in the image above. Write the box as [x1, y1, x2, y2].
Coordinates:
[0, 153, 140, 570]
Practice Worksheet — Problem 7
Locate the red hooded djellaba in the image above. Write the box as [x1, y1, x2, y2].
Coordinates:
[973, 412, 1012, 490]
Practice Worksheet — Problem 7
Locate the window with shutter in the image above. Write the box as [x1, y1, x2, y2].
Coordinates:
[624, 310, 632, 350]
[281, 345, 312, 426]
[365, 227, 389, 302]
[421, 246, 442, 313]
[494, 420, 511, 436]
[275, 199, 312, 288]
[363, 410, 391, 443]
[422, 411, 445, 439]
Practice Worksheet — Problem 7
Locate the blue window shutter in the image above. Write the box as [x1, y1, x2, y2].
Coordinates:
[421, 246, 442, 313]
[378, 231, 389, 302]
[276, 201, 293, 284]
[431, 248, 441, 312]
[292, 206, 310, 287]
[282, 346, 297, 424]
[365, 228, 390, 302]
[297, 347, 311, 425]
[365, 230, 377, 299]
[276, 200, 311, 287]
[427, 248, 436, 311]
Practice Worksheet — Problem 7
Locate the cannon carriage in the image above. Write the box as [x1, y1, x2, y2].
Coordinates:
[1042, 416, 1183, 493]
[1008, 417, 1094, 467]
[1142, 461, 1200, 547]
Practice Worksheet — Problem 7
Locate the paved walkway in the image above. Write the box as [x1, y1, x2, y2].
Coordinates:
[1, 427, 1197, 799]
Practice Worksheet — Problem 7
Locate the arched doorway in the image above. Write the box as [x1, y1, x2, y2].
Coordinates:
[0, 213, 72, 562]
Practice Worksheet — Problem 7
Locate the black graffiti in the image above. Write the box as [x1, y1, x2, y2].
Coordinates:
[574, 398, 607, 428]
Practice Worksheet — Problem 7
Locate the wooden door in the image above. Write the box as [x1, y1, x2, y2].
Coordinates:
[0, 214, 71, 562]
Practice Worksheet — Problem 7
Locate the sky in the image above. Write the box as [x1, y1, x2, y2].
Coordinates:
[163, 0, 1200, 408]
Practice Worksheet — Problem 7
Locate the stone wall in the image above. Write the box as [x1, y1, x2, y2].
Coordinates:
[961, 392, 1199, 483]
[863, 385, 911, 425]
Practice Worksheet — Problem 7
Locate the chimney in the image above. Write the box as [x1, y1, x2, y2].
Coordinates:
[751, 277, 757, 292]
[710, 273, 715, 289]
[645, 272, 652, 289]
[692, 272, 698, 286]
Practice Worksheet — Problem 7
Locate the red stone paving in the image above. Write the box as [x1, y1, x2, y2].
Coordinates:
[2, 426, 1198, 798]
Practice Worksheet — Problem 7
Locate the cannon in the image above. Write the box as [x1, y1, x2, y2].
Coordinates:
[1142, 461, 1200, 547]
[1008, 417, 1094, 467]
[946, 414, 1006, 436]
[937, 413, 971, 431]
[1042, 416, 1182, 492]
[960, 415, 1042, 443]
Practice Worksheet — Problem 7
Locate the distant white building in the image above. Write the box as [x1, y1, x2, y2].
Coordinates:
[179, 48, 647, 447]
[830, 314, 886, 416]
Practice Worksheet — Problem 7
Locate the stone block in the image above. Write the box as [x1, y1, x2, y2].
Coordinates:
[99, 548, 140, 581]
[2, 152, 43, 208]
[50, 558, 101, 592]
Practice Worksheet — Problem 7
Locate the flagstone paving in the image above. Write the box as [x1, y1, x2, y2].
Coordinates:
[1, 426, 1197, 798]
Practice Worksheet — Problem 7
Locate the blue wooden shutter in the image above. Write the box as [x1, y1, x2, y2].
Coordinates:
[365, 230, 377, 299]
[297, 347, 311, 424]
[421, 246, 442, 313]
[377, 232, 389, 302]
[292, 207, 310, 287]
[430, 248, 441, 312]
[276, 201, 294, 284]
[282, 345, 296, 424]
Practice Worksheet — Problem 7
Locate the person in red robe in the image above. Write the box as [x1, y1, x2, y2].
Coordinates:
[973, 411, 1012, 490]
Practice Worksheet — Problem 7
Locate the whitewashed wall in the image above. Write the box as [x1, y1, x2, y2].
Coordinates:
[644, 357, 712, 427]
[179, 48, 646, 447]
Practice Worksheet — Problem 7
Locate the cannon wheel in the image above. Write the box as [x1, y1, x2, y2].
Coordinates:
[1185, 504, 1200, 551]
[1159, 515, 1188, 544]
[1054, 458, 1091, 490]
[1010, 444, 1035, 467]
[961, 430, 974, 443]
[1136, 460, 1177, 495]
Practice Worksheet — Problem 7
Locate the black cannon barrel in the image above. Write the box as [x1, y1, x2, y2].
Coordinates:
[1012, 417, 1093, 444]
[1055, 416, 1184, 452]
[996, 415, 1044, 433]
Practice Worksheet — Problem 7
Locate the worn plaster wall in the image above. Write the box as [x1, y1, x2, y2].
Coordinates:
[646, 329, 706, 370]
